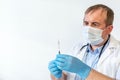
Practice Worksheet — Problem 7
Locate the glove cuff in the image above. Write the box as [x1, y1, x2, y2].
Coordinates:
[78, 66, 91, 79]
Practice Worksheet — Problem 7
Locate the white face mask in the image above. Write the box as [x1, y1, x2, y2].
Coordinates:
[82, 26, 104, 45]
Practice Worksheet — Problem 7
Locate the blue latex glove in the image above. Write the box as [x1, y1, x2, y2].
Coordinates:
[48, 60, 62, 78]
[55, 54, 91, 79]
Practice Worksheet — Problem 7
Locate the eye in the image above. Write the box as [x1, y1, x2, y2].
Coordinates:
[92, 22, 100, 27]
[83, 21, 89, 26]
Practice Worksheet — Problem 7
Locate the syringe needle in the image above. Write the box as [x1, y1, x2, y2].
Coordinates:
[58, 40, 61, 54]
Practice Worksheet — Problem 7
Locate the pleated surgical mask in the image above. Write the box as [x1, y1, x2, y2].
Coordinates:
[82, 26, 104, 45]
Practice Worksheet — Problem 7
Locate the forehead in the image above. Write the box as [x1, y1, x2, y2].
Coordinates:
[84, 9, 107, 23]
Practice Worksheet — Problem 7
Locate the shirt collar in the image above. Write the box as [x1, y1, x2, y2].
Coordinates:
[86, 44, 103, 54]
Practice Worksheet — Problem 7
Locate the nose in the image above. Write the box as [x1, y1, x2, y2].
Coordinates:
[87, 22, 92, 27]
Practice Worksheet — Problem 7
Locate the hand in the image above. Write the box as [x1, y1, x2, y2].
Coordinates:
[55, 54, 91, 79]
[48, 60, 62, 78]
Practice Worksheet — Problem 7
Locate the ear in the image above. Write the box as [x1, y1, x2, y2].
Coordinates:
[107, 25, 113, 33]
[102, 25, 113, 39]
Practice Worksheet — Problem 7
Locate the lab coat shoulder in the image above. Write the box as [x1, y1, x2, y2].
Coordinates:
[111, 36, 120, 79]
[96, 35, 120, 79]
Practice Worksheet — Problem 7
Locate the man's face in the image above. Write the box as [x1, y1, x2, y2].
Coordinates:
[83, 9, 113, 39]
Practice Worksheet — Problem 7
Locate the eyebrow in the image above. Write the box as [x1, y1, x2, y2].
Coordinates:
[84, 20, 101, 24]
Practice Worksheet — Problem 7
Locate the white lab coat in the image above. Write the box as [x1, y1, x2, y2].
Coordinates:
[67, 35, 120, 80]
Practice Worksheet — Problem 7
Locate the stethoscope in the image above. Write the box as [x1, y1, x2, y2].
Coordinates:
[79, 35, 110, 58]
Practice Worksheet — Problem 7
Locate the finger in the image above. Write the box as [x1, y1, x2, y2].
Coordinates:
[56, 54, 68, 59]
[55, 57, 66, 63]
[55, 60, 65, 67]
[50, 67, 60, 72]
[48, 63, 57, 69]
[52, 70, 62, 78]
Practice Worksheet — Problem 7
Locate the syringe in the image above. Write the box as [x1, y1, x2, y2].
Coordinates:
[58, 40, 61, 54]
